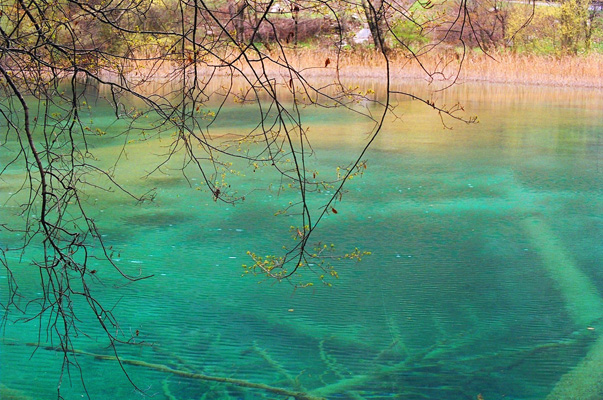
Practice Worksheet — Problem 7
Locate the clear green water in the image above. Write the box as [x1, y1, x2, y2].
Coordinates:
[1, 83, 602, 400]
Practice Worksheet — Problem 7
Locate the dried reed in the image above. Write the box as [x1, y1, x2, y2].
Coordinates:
[109, 48, 602, 89]
[279, 49, 603, 88]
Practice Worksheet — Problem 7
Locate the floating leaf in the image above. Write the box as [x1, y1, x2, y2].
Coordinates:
[331, 207, 338, 214]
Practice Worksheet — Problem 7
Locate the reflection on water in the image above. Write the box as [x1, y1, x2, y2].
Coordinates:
[1, 82, 602, 400]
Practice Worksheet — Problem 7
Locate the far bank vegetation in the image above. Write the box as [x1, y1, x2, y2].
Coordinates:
[1, 0, 601, 85]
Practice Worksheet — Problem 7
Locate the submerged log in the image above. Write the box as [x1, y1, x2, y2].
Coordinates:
[545, 335, 603, 400]
[521, 217, 603, 400]
[3, 341, 325, 400]
[522, 218, 603, 326]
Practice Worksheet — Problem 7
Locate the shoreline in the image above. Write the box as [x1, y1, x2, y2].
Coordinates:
[12, 50, 601, 91]
[282, 50, 603, 89]
[212, 50, 603, 89]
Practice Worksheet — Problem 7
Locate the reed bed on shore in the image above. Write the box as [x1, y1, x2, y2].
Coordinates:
[280, 49, 603, 88]
[455, 52, 603, 88]
[102, 48, 602, 89]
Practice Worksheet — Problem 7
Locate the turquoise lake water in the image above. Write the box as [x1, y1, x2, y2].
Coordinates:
[1, 82, 602, 399]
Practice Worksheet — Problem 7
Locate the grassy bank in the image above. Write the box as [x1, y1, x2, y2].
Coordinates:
[281, 49, 603, 88]
[128, 49, 602, 89]
[440, 52, 603, 88]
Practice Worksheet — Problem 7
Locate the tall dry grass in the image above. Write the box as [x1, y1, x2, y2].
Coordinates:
[116, 48, 602, 89]
[454, 52, 603, 88]
[280, 49, 603, 88]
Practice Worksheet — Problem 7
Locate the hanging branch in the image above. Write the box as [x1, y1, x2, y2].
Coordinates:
[0, 0, 502, 395]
